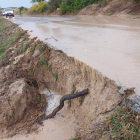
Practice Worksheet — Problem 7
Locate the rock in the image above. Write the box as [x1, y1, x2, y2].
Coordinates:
[128, 94, 140, 113]
[32, 50, 40, 58]
[0, 79, 35, 127]
[117, 86, 125, 94]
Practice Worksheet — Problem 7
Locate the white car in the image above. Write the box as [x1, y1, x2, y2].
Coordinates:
[3, 8, 14, 18]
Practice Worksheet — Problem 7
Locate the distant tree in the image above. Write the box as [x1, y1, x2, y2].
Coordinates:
[31, 0, 45, 3]
[19, 6, 27, 14]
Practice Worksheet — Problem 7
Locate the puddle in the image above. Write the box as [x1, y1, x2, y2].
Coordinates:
[41, 90, 60, 115]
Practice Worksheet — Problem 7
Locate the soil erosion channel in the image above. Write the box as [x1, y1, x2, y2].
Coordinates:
[0, 17, 123, 140]
[9, 16, 140, 95]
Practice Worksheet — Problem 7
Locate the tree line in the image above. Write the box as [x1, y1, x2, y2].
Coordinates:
[29, 0, 100, 14]
[29, 0, 139, 14]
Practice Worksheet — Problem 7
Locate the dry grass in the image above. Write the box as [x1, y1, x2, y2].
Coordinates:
[104, 106, 140, 140]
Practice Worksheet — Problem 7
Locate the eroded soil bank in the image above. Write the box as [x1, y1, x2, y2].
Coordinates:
[0, 17, 129, 139]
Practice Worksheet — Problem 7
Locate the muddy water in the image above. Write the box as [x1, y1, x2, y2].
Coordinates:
[12, 15, 140, 95]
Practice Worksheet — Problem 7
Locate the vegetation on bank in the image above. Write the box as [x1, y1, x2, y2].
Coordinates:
[27, 0, 140, 15]
[69, 105, 140, 140]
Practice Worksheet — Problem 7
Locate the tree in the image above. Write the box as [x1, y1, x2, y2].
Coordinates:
[31, 0, 45, 3]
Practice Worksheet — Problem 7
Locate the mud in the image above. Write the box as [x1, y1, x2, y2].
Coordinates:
[0, 18, 122, 139]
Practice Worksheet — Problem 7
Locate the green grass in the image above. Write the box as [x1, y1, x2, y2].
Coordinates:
[104, 107, 140, 139]
[5, 81, 11, 86]
[54, 72, 58, 83]
[17, 41, 31, 54]
[0, 28, 22, 61]
[21, 36, 27, 41]
[0, 52, 6, 61]
[71, 87, 76, 94]
[37, 96, 41, 104]
[49, 65, 52, 73]
[18, 45, 27, 53]
[1, 40, 10, 49]
[31, 45, 36, 52]
[35, 68, 38, 74]
[38, 56, 47, 66]
[39, 44, 45, 52]
[79, 95, 86, 106]
[0, 26, 6, 32]
[69, 138, 78, 140]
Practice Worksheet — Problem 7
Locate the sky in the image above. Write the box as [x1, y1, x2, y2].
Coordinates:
[0, 0, 33, 8]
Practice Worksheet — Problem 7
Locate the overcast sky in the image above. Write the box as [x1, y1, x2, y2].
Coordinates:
[0, 0, 33, 8]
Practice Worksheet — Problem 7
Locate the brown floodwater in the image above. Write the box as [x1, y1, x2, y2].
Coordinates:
[10, 15, 140, 95]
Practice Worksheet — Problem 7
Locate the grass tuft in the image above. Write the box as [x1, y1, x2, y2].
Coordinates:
[54, 72, 58, 83]
[0, 52, 6, 61]
[69, 138, 78, 140]
[71, 87, 76, 94]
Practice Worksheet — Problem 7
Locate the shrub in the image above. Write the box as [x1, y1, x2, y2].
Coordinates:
[29, 2, 48, 13]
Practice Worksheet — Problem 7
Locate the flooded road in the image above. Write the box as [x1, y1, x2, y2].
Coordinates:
[9, 16, 140, 94]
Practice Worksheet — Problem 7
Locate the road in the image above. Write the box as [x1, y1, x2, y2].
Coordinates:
[8, 15, 140, 95]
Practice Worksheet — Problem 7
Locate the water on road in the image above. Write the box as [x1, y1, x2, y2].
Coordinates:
[9, 16, 140, 94]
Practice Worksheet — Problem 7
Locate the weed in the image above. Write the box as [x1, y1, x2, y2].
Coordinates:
[28, 67, 32, 71]
[49, 65, 52, 73]
[39, 44, 45, 52]
[0, 26, 6, 32]
[38, 56, 47, 66]
[0, 47, 6, 55]
[11, 63, 14, 69]
[69, 138, 78, 140]
[71, 87, 76, 94]
[127, 9, 132, 13]
[5, 81, 11, 86]
[26, 41, 32, 47]
[1, 40, 9, 50]
[21, 36, 27, 41]
[54, 72, 58, 83]
[16, 29, 22, 38]
[0, 52, 6, 61]
[37, 96, 41, 104]
[18, 45, 27, 53]
[45, 65, 47, 70]
[9, 36, 16, 42]
[35, 68, 38, 74]
[18, 42, 30, 53]
[106, 11, 112, 16]
[79, 95, 86, 105]
[31, 45, 36, 52]
[11, 24, 15, 29]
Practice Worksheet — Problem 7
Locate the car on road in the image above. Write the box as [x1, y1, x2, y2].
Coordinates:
[3, 8, 14, 18]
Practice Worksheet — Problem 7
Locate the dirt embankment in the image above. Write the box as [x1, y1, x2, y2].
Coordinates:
[49, 0, 140, 16]
[0, 18, 123, 139]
